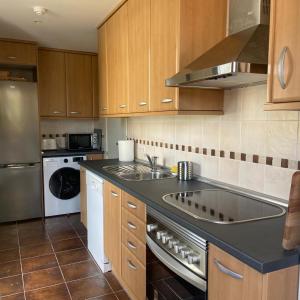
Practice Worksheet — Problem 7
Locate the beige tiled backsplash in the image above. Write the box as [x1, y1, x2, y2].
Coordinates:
[40, 119, 95, 137]
[127, 85, 300, 201]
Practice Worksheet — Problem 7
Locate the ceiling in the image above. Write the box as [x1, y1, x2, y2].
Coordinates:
[0, 0, 122, 52]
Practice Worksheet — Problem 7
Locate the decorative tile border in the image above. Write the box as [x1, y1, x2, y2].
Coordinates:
[128, 137, 300, 171]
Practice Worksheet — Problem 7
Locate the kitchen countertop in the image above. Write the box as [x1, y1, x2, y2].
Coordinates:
[79, 159, 299, 274]
[41, 149, 104, 158]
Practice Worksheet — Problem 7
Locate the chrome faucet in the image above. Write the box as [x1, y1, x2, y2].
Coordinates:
[146, 154, 158, 172]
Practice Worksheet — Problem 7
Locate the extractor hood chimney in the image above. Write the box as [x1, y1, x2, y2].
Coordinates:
[166, 0, 270, 89]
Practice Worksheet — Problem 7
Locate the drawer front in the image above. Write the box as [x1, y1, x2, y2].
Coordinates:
[122, 227, 146, 266]
[122, 245, 146, 300]
[0, 41, 37, 65]
[122, 192, 146, 222]
[122, 208, 146, 243]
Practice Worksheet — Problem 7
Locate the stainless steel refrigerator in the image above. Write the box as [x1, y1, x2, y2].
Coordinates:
[0, 81, 42, 222]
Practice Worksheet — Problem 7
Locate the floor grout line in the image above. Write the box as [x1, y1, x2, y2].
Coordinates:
[45, 219, 73, 300]
[16, 222, 26, 300]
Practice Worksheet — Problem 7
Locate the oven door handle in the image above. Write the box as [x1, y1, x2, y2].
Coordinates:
[146, 235, 207, 292]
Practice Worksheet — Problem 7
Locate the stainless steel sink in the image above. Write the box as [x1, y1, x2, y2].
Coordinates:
[103, 163, 175, 181]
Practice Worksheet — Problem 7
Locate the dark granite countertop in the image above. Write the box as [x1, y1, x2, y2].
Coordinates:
[42, 149, 104, 158]
[79, 159, 299, 274]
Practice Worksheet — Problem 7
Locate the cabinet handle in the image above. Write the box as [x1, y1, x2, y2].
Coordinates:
[102, 107, 108, 111]
[127, 222, 137, 230]
[111, 191, 118, 197]
[53, 111, 62, 114]
[119, 104, 127, 108]
[127, 241, 137, 249]
[127, 260, 137, 270]
[214, 259, 243, 280]
[7, 56, 16, 60]
[277, 47, 288, 89]
[161, 98, 173, 104]
[139, 101, 147, 106]
[127, 202, 137, 209]
[70, 111, 80, 114]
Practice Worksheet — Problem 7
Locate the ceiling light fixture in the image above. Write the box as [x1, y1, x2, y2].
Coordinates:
[33, 6, 47, 16]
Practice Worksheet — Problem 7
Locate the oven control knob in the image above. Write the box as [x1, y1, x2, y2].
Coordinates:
[174, 244, 185, 254]
[187, 254, 201, 264]
[156, 230, 167, 240]
[168, 239, 179, 249]
[161, 234, 173, 244]
[180, 248, 192, 258]
[147, 224, 158, 233]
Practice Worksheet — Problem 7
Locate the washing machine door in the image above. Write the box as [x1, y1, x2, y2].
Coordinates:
[49, 167, 80, 200]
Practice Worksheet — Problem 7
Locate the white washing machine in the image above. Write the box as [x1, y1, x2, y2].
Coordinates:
[43, 155, 86, 217]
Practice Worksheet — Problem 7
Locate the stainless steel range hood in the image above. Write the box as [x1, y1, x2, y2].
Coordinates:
[166, 0, 270, 90]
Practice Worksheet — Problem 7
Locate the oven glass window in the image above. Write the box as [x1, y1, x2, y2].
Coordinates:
[49, 167, 80, 200]
[69, 134, 91, 149]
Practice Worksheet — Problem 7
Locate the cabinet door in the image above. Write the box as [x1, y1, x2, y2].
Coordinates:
[268, 0, 300, 103]
[106, 3, 129, 114]
[66, 53, 93, 118]
[92, 55, 99, 118]
[0, 40, 37, 65]
[104, 182, 122, 276]
[98, 25, 109, 115]
[150, 0, 179, 112]
[80, 167, 87, 228]
[38, 50, 67, 117]
[208, 244, 262, 300]
[128, 0, 150, 113]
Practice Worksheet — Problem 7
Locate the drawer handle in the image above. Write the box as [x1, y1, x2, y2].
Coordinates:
[119, 104, 127, 108]
[127, 241, 137, 249]
[214, 259, 243, 280]
[102, 107, 108, 110]
[277, 46, 288, 89]
[139, 101, 147, 106]
[127, 260, 137, 270]
[127, 202, 137, 209]
[111, 191, 118, 197]
[161, 98, 173, 104]
[70, 111, 80, 114]
[7, 56, 17, 60]
[127, 222, 137, 230]
[53, 111, 62, 114]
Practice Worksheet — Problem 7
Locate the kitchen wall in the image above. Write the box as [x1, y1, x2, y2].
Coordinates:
[127, 85, 300, 202]
[40, 118, 126, 158]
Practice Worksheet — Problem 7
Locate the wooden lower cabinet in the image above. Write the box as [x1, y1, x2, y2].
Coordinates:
[103, 185, 146, 300]
[121, 245, 146, 300]
[86, 153, 103, 161]
[208, 244, 299, 300]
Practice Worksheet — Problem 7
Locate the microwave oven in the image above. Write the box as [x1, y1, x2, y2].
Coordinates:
[66, 132, 101, 150]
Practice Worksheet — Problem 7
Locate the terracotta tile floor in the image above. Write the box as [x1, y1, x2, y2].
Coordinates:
[0, 214, 130, 300]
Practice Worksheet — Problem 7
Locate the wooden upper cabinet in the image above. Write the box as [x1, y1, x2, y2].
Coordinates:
[150, 0, 178, 112]
[128, 0, 150, 113]
[38, 49, 67, 117]
[106, 3, 129, 115]
[92, 55, 99, 118]
[266, 0, 300, 110]
[0, 40, 37, 66]
[149, 0, 226, 113]
[66, 53, 93, 118]
[98, 25, 109, 115]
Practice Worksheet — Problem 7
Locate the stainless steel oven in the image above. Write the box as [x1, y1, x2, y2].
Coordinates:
[147, 207, 207, 300]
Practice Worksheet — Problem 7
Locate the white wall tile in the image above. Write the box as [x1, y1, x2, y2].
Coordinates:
[220, 121, 241, 152]
[219, 159, 240, 185]
[264, 165, 295, 200]
[239, 162, 264, 193]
